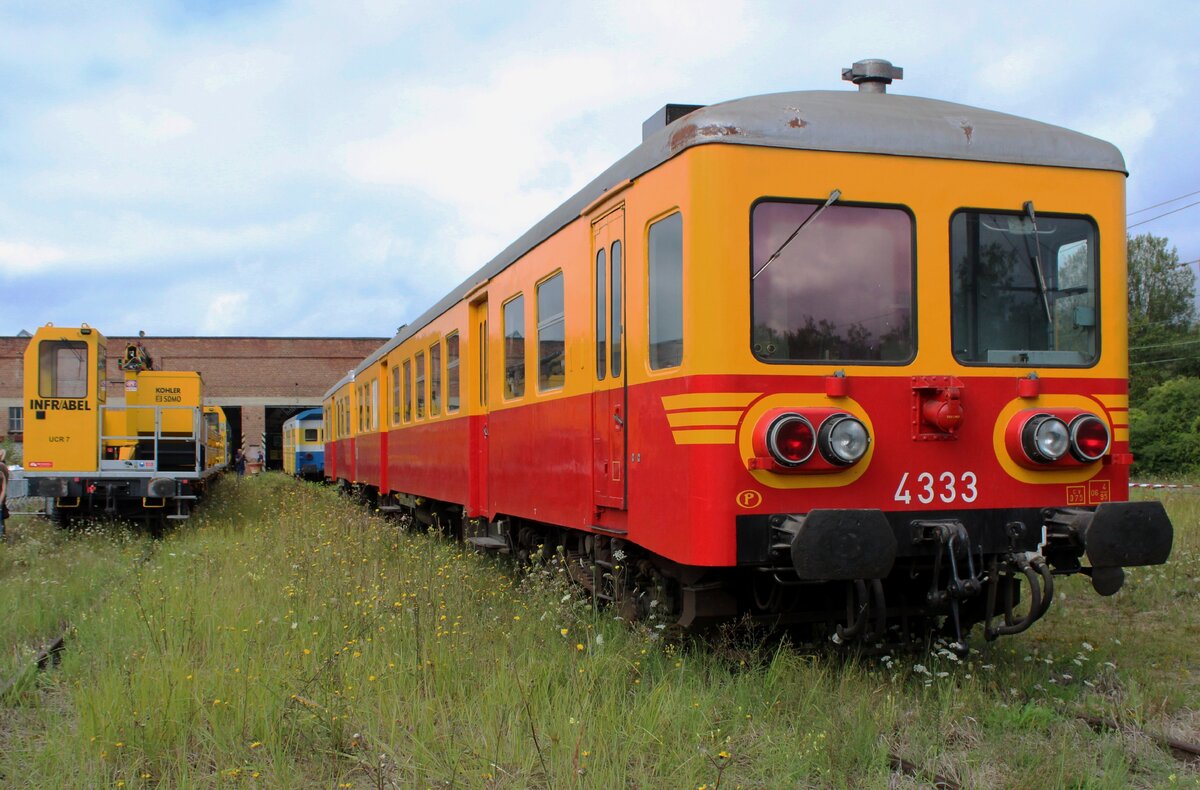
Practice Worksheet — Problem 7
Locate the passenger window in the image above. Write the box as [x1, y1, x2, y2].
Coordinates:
[446, 332, 460, 412]
[649, 213, 684, 369]
[370, 379, 378, 430]
[415, 352, 426, 419]
[38, 340, 88, 398]
[403, 360, 412, 423]
[596, 249, 606, 381]
[504, 294, 525, 399]
[611, 241, 623, 378]
[538, 273, 565, 391]
[391, 366, 400, 425]
[430, 342, 442, 416]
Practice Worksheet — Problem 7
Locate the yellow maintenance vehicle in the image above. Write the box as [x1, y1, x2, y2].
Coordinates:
[19, 323, 227, 525]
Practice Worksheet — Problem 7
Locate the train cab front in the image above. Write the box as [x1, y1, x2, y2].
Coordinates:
[682, 178, 1180, 649]
[732, 398, 1174, 649]
[729, 391, 1174, 649]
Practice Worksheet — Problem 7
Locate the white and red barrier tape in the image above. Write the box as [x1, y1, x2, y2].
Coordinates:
[1130, 483, 1200, 490]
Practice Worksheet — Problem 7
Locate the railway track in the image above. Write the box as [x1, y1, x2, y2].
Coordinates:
[884, 714, 1200, 787]
[1078, 713, 1200, 765]
[0, 535, 158, 703]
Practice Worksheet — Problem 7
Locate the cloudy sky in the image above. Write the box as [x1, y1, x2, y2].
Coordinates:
[1, 0, 1198, 337]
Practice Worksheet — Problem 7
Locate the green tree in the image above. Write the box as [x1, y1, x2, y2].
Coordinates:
[1129, 376, 1200, 477]
[1127, 233, 1199, 401]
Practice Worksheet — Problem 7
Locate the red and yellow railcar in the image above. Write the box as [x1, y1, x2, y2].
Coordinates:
[324, 60, 1172, 646]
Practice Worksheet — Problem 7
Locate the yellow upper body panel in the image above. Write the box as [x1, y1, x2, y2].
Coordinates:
[333, 135, 1125, 441]
[23, 323, 216, 474]
[680, 144, 1125, 381]
[22, 324, 107, 472]
[125, 370, 204, 435]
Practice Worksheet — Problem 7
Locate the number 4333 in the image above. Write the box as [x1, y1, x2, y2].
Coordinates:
[894, 471, 978, 505]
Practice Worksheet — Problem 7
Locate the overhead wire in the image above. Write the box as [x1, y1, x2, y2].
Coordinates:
[1128, 188, 1200, 216]
[1129, 337, 1200, 352]
[1128, 199, 1200, 228]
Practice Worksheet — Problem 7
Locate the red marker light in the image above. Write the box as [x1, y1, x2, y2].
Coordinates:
[768, 414, 816, 467]
[1070, 415, 1110, 462]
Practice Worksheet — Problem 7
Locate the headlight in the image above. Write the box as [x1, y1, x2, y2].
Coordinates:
[818, 414, 870, 465]
[1022, 414, 1069, 463]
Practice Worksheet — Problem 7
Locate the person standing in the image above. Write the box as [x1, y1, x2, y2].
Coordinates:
[0, 448, 10, 540]
[234, 448, 246, 477]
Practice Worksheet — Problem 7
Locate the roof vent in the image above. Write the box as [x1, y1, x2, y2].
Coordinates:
[642, 103, 705, 142]
[841, 59, 903, 93]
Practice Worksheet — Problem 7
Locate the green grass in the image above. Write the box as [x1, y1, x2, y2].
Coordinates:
[0, 474, 1197, 788]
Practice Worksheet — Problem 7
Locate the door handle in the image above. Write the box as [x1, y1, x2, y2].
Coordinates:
[613, 409, 624, 429]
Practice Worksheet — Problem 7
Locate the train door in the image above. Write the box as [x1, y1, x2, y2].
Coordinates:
[469, 294, 490, 516]
[592, 207, 627, 510]
[378, 359, 389, 494]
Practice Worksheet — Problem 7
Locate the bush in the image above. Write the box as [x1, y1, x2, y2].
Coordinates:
[1129, 376, 1200, 477]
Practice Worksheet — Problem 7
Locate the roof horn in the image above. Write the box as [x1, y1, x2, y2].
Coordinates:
[841, 59, 903, 93]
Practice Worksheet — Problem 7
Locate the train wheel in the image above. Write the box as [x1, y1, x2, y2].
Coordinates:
[51, 502, 81, 531]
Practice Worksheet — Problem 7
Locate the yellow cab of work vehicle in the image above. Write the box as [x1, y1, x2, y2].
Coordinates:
[20, 323, 227, 526]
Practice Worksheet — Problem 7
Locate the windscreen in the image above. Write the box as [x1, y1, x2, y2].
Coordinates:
[751, 201, 914, 363]
[950, 211, 1098, 366]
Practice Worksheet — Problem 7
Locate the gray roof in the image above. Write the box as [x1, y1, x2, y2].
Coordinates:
[339, 89, 1124, 386]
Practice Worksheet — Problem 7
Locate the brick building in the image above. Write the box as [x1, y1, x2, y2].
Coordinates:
[0, 332, 386, 468]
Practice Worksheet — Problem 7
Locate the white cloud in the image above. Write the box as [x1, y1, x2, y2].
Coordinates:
[117, 107, 196, 142]
[0, 240, 69, 274]
[336, 4, 759, 276]
[2, 0, 1200, 337]
[977, 46, 1058, 97]
[202, 292, 249, 334]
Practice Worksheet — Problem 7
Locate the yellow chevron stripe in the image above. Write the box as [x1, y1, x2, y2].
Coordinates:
[1095, 394, 1129, 409]
[662, 392, 757, 411]
[667, 410, 743, 428]
[671, 428, 737, 445]
[1113, 427, 1129, 442]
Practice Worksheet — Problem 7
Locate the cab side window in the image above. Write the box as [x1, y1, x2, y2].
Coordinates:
[649, 213, 684, 369]
[39, 340, 88, 398]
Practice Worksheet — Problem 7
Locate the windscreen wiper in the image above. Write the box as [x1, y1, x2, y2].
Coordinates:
[1023, 200, 1054, 335]
[752, 188, 841, 280]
